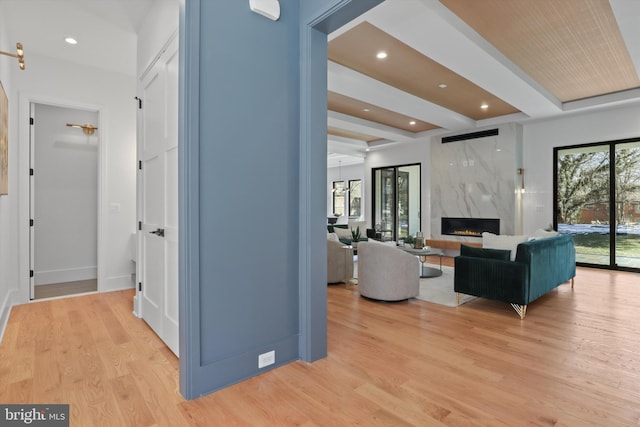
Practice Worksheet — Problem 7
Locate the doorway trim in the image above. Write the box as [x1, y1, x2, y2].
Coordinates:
[18, 94, 105, 302]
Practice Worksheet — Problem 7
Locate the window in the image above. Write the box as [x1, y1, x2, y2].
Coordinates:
[372, 164, 421, 241]
[332, 181, 345, 216]
[348, 179, 361, 217]
[555, 139, 640, 271]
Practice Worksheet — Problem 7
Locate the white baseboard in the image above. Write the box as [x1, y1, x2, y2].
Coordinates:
[100, 274, 135, 293]
[0, 288, 21, 344]
[35, 266, 97, 285]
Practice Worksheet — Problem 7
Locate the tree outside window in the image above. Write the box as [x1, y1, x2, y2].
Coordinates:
[332, 181, 345, 216]
[348, 179, 361, 217]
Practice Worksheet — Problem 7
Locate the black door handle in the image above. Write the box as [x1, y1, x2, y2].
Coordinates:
[149, 228, 165, 237]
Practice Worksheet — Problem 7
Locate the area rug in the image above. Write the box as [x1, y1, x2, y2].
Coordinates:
[414, 265, 476, 307]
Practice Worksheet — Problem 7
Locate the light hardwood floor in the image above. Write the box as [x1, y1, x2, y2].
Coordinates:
[0, 264, 639, 426]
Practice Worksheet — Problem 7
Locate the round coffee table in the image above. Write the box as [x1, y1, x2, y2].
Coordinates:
[400, 247, 444, 278]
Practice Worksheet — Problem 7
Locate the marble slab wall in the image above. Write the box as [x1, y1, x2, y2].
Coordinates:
[431, 124, 522, 240]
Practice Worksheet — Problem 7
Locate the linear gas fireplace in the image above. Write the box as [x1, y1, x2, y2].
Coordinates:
[441, 217, 500, 237]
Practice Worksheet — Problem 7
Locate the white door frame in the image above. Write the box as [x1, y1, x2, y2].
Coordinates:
[18, 94, 105, 302]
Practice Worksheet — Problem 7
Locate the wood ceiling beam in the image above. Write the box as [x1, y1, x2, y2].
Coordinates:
[363, 0, 562, 118]
[328, 61, 475, 131]
[328, 110, 424, 144]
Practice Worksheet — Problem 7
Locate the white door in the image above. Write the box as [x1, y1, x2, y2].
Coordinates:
[138, 36, 179, 356]
[29, 103, 35, 298]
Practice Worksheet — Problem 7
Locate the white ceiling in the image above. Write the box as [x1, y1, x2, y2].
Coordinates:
[0, 0, 154, 76]
[327, 0, 640, 159]
[3, 0, 639, 168]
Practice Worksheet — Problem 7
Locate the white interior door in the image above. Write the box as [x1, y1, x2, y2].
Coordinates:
[29, 103, 35, 298]
[138, 36, 179, 356]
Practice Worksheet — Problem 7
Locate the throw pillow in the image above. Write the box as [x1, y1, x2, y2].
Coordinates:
[460, 244, 510, 261]
[327, 232, 340, 242]
[531, 228, 559, 239]
[482, 232, 529, 261]
[333, 227, 353, 240]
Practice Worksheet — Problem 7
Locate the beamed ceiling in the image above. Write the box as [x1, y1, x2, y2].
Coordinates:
[327, 0, 640, 165]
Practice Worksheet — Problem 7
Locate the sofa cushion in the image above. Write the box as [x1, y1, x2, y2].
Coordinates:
[327, 232, 340, 242]
[328, 224, 348, 233]
[460, 244, 511, 261]
[333, 226, 353, 241]
[482, 232, 529, 261]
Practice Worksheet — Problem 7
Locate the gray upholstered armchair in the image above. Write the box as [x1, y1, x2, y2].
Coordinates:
[327, 238, 354, 284]
[357, 241, 419, 301]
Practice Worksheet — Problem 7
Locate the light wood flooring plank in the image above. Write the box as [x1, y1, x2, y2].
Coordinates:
[1, 265, 640, 425]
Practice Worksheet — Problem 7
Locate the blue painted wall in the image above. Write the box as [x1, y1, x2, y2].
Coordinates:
[180, 0, 382, 399]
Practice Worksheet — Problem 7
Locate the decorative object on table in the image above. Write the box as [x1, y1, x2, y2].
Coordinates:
[414, 231, 424, 249]
[327, 215, 339, 225]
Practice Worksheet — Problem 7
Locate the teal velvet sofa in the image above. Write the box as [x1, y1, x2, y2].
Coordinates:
[454, 234, 576, 319]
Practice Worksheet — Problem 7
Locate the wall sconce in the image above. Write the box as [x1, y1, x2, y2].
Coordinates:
[67, 123, 98, 135]
[0, 42, 25, 70]
[517, 168, 525, 194]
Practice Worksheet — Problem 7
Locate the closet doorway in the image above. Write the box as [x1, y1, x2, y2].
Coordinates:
[30, 103, 100, 299]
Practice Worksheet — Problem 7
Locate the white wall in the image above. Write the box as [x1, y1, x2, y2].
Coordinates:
[0, 3, 21, 338]
[522, 103, 640, 234]
[365, 140, 431, 235]
[137, 0, 180, 74]
[33, 104, 98, 285]
[13, 53, 137, 296]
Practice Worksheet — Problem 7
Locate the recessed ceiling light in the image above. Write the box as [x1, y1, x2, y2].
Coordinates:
[481, 103, 489, 110]
[365, 148, 370, 152]
[438, 83, 447, 89]
[496, 148, 502, 152]
[409, 121, 416, 125]
[376, 51, 388, 59]
[363, 108, 370, 112]
[65, 37, 78, 45]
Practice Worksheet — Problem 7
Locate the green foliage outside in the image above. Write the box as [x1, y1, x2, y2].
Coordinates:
[557, 145, 640, 225]
[572, 233, 640, 257]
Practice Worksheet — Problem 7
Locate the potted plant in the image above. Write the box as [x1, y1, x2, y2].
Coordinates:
[351, 226, 361, 248]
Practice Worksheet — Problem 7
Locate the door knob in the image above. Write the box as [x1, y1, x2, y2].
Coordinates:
[150, 228, 165, 237]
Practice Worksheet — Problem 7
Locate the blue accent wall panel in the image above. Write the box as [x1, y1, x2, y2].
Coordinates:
[181, 0, 301, 398]
[180, 0, 383, 399]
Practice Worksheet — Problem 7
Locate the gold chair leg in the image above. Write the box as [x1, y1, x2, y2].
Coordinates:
[456, 292, 460, 305]
[571, 277, 574, 289]
[510, 303, 527, 319]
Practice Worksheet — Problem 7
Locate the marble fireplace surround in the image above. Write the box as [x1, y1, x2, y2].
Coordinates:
[430, 124, 523, 242]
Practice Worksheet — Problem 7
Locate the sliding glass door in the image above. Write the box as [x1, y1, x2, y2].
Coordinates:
[614, 142, 640, 269]
[372, 164, 421, 241]
[555, 139, 640, 271]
